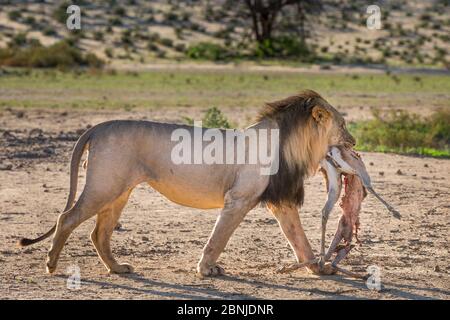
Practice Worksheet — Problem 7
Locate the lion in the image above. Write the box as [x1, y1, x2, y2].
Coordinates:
[19, 89, 355, 277]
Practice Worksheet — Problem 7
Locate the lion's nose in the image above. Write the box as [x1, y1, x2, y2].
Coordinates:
[344, 140, 356, 148]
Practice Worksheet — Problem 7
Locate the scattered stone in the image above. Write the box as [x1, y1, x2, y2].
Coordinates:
[3, 131, 17, 141]
[29, 128, 43, 138]
[0, 164, 13, 170]
[43, 147, 55, 155]
[15, 111, 25, 118]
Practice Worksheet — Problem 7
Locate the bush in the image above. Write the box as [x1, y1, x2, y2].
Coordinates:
[203, 107, 232, 128]
[184, 107, 232, 129]
[186, 42, 229, 61]
[113, 6, 126, 16]
[349, 109, 450, 157]
[9, 33, 27, 47]
[43, 27, 57, 36]
[104, 48, 114, 58]
[160, 38, 173, 47]
[121, 30, 133, 45]
[174, 43, 186, 52]
[8, 10, 22, 21]
[253, 36, 312, 59]
[93, 31, 104, 41]
[0, 41, 104, 69]
[53, 2, 71, 24]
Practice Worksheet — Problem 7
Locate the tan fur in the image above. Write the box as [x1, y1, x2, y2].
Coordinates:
[19, 90, 355, 277]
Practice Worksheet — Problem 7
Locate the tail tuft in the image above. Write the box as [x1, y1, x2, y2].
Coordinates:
[17, 225, 56, 248]
[18, 238, 35, 247]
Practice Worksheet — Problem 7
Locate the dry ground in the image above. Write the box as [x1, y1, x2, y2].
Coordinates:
[0, 107, 449, 300]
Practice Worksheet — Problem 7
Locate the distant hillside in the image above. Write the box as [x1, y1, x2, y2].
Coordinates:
[0, 0, 448, 68]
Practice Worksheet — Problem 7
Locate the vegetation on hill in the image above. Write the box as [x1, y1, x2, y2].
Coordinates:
[0, 0, 447, 68]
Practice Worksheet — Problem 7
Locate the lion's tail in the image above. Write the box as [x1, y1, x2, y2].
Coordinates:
[18, 126, 96, 247]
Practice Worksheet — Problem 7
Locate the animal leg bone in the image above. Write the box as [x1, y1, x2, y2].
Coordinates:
[277, 258, 319, 273]
[318, 160, 342, 271]
[331, 244, 354, 266]
[365, 187, 401, 219]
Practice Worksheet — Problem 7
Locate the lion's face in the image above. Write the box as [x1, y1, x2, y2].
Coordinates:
[311, 103, 356, 148]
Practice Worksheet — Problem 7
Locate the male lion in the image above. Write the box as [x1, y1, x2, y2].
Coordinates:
[19, 90, 355, 276]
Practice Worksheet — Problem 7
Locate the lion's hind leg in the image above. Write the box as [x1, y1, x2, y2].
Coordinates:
[46, 178, 133, 274]
[91, 190, 133, 274]
[46, 190, 114, 274]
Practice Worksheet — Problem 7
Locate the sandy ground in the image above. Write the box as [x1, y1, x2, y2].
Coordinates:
[0, 107, 449, 300]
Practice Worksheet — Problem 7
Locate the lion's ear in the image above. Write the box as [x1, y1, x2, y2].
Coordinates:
[311, 105, 330, 123]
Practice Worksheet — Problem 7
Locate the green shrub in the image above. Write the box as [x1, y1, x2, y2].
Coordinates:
[186, 42, 229, 61]
[160, 38, 173, 47]
[174, 43, 186, 52]
[0, 41, 104, 69]
[184, 107, 232, 129]
[53, 2, 71, 24]
[93, 31, 104, 41]
[108, 17, 122, 26]
[253, 36, 312, 58]
[84, 53, 105, 69]
[9, 33, 27, 47]
[43, 27, 57, 36]
[203, 107, 232, 128]
[8, 10, 22, 21]
[104, 47, 113, 58]
[349, 109, 450, 157]
[113, 6, 126, 16]
[121, 30, 133, 45]
[24, 16, 37, 26]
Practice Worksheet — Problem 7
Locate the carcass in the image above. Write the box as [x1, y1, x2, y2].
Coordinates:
[318, 146, 401, 277]
[278, 146, 400, 278]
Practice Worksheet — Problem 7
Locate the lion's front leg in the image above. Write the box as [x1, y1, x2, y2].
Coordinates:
[197, 192, 257, 277]
[268, 204, 336, 275]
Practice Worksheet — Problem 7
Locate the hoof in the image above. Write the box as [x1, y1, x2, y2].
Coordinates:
[109, 263, 134, 274]
[197, 264, 225, 277]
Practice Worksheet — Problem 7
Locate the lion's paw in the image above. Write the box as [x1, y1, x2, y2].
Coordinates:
[46, 257, 57, 274]
[109, 263, 134, 274]
[46, 263, 57, 274]
[308, 262, 337, 276]
[197, 263, 225, 277]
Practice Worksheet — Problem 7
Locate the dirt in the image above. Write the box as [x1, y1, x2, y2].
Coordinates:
[0, 108, 449, 300]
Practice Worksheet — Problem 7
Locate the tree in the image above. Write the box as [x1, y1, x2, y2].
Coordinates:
[244, 0, 322, 45]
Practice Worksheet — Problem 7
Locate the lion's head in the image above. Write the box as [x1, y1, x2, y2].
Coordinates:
[258, 89, 355, 208]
